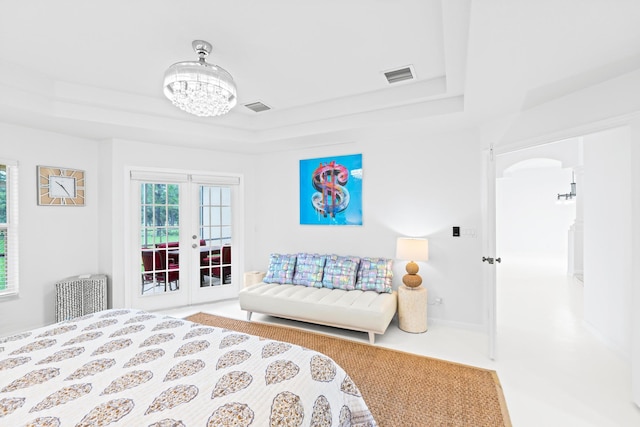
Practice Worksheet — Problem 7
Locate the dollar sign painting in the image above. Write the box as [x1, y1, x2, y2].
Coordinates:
[311, 160, 350, 218]
[299, 154, 362, 225]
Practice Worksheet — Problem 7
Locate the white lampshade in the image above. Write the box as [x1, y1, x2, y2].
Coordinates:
[396, 237, 429, 262]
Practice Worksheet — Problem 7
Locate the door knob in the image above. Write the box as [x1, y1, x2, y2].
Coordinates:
[482, 256, 494, 264]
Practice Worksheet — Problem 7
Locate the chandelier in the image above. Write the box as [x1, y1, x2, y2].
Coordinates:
[163, 40, 237, 117]
[557, 172, 577, 203]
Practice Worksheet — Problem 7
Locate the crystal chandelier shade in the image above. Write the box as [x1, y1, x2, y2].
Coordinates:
[163, 40, 237, 117]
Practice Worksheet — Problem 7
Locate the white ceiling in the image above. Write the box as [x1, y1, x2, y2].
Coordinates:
[1, 0, 639, 151]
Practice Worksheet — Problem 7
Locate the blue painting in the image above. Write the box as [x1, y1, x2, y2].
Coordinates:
[300, 154, 363, 225]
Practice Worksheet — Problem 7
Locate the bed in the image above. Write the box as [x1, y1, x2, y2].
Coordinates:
[0, 309, 376, 426]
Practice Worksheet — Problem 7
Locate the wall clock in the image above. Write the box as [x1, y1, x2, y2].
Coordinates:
[37, 166, 85, 206]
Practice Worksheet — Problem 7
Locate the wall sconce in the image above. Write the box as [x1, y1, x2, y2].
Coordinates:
[557, 172, 577, 202]
[395, 237, 429, 288]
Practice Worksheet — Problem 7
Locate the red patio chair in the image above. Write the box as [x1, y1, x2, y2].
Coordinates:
[141, 249, 179, 292]
[212, 245, 231, 284]
[200, 245, 230, 285]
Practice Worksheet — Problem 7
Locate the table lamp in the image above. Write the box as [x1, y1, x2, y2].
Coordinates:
[396, 237, 429, 288]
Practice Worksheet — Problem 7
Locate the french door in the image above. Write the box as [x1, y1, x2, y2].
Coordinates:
[129, 170, 241, 311]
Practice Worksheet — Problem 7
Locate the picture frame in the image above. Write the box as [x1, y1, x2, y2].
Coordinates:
[299, 154, 362, 225]
[37, 165, 86, 206]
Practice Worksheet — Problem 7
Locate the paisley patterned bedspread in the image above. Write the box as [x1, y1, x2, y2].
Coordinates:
[0, 309, 376, 426]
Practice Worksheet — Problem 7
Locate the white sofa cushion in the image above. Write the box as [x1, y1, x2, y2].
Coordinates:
[239, 282, 397, 338]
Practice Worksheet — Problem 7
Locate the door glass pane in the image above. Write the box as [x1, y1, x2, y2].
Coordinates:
[221, 207, 231, 225]
[211, 207, 221, 225]
[140, 182, 180, 295]
[210, 187, 221, 204]
[221, 187, 231, 205]
[221, 227, 231, 245]
[143, 183, 153, 203]
[201, 206, 211, 225]
[199, 185, 232, 287]
[210, 227, 221, 240]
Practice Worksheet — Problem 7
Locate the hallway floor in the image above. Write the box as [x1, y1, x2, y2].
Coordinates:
[158, 258, 640, 426]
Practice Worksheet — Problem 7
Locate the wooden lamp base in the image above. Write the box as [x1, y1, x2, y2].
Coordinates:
[402, 261, 423, 288]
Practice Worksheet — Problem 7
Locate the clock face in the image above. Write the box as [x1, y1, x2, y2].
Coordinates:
[48, 176, 76, 198]
[37, 166, 85, 206]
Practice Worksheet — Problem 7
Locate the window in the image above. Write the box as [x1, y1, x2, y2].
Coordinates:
[0, 161, 18, 297]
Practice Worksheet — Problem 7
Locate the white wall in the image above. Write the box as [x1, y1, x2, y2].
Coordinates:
[101, 139, 258, 310]
[250, 124, 485, 328]
[630, 118, 640, 407]
[583, 126, 632, 356]
[497, 163, 576, 261]
[0, 123, 100, 335]
[0, 119, 487, 334]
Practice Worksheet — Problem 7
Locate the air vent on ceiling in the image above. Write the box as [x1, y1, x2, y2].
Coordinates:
[244, 101, 271, 113]
[383, 66, 415, 84]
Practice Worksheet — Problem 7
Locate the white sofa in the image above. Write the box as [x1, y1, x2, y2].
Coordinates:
[239, 252, 398, 344]
[239, 283, 397, 344]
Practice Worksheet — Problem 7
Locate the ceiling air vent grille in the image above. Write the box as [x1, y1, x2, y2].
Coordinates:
[384, 66, 414, 84]
[244, 101, 271, 113]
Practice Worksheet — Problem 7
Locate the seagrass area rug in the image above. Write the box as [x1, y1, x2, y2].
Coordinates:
[185, 312, 512, 427]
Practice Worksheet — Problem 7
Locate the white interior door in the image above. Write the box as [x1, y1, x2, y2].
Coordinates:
[482, 147, 498, 360]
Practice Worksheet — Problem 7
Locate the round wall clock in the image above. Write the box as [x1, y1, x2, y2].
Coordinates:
[37, 166, 85, 206]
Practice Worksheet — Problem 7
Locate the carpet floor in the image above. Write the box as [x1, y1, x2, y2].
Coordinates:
[185, 312, 512, 427]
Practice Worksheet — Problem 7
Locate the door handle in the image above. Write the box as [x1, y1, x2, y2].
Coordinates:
[482, 256, 501, 264]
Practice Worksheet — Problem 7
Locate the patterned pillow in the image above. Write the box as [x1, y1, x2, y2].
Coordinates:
[356, 257, 394, 293]
[383, 259, 394, 289]
[292, 253, 326, 287]
[322, 255, 360, 290]
[263, 253, 297, 284]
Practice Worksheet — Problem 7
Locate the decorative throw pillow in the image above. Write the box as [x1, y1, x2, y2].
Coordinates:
[356, 257, 394, 293]
[383, 258, 394, 289]
[322, 255, 360, 290]
[263, 253, 297, 284]
[292, 253, 326, 287]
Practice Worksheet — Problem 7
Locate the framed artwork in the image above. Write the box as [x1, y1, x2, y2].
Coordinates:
[299, 154, 362, 225]
[37, 166, 85, 206]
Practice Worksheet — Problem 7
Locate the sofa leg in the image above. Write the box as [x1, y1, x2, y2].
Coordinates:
[246, 311, 253, 321]
[368, 332, 375, 345]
